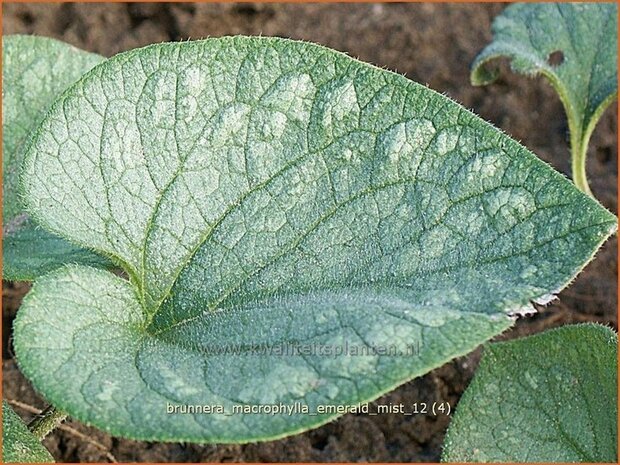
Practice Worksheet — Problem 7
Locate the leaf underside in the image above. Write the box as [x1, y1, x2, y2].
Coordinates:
[2, 401, 54, 463]
[15, 37, 616, 443]
[442, 324, 618, 463]
[471, 2, 618, 157]
[2, 35, 110, 280]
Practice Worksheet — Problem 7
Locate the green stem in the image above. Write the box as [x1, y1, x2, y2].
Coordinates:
[570, 136, 593, 197]
[28, 405, 67, 440]
[541, 71, 596, 198]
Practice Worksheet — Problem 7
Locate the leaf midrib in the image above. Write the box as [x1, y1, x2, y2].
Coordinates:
[146, 216, 614, 338]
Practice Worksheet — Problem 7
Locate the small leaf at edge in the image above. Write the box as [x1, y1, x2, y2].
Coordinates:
[2, 35, 110, 280]
[2, 401, 54, 463]
[442, 324, 618, 462]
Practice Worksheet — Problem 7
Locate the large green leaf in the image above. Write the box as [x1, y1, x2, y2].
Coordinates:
[2, 401, 54, 463]
[15, 37, 615, 443]
[442, 324, 618, 462]
[471, 2, 618, 196]
[2, 35, 110, 280]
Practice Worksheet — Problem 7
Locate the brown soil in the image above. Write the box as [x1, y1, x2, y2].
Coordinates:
[2, 2, 617, 463]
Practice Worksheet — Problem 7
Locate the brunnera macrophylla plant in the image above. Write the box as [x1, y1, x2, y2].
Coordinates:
[0, 5, 616, 459]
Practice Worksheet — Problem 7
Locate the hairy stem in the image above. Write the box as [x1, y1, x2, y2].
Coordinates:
[28, 405, 67, 440]
[570, 132, 592, 197]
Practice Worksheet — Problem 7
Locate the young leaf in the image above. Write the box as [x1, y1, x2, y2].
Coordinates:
[15, 37, 616, 443]
[471, 2, 618, 196]
[2, 401, 54, 463]
[2, 35, 110, 280]
[442, 324, 618, 462]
